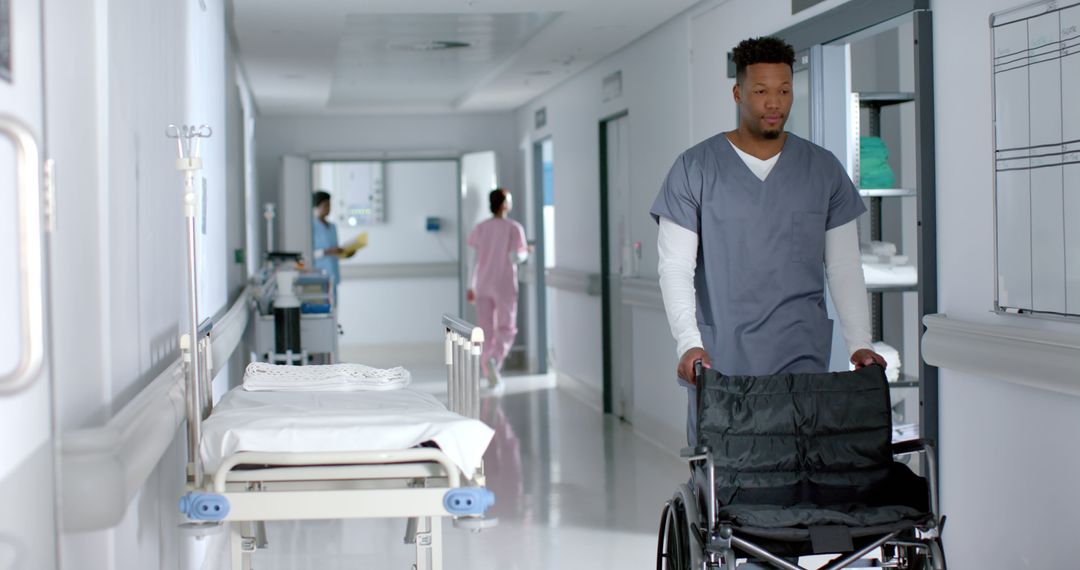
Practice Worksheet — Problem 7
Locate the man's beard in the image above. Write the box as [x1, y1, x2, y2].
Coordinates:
[762, 128, 782, 140]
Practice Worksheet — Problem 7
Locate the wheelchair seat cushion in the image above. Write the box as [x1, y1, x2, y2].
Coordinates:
[696, 365, 930, 529]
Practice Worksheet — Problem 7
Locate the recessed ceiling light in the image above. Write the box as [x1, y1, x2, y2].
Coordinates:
[389, 40, 472, 52]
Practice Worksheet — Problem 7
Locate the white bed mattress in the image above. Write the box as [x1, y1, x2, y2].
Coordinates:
[200, 388, 494, 478]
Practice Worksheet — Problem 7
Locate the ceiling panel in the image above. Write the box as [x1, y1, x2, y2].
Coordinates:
[231, 0, 699, 115]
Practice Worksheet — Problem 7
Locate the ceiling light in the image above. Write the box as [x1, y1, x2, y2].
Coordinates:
[390, 40, 472, 52]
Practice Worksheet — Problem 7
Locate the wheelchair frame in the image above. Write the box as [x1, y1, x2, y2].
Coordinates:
[657, 365, 946, 570]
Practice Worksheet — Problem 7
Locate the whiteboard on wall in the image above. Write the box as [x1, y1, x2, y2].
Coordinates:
[992, 0, 1080, 317]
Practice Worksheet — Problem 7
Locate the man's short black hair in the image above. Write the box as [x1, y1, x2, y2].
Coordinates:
[313, 190, 331, 208]
[732, 36, 795, 82]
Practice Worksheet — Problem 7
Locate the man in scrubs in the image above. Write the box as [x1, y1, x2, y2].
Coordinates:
[467, 188, 529, 394]
[312, 191, 343, 301]
[651, 36, 885, 444]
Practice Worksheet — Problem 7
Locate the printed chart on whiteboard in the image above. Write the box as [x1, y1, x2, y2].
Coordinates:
[992, 0, 1080, 317]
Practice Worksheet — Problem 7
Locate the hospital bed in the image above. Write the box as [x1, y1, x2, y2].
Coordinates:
[179, 314, 496, 570]
[161, 125, 495, 569]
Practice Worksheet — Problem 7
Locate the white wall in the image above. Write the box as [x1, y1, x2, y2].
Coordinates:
[932, 0, 1079, 566]
[45, 0, 237, 567]
[336, 159, 460, 346]
[515, 0, 853, 449]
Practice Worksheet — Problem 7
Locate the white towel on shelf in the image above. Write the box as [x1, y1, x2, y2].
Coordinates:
[242, 362, 411, 392]
[864, 240, 898, 257]
[862, 263, 918, 287]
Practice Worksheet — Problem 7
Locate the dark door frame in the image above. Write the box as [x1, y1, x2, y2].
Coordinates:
[598, 110, 629, 416]
[532, 138, 552, 374]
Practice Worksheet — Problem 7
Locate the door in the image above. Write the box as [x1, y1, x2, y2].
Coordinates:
[280, 154, 312, 259]
[460, 152, 498, 328]
[600, 113, 633, 420]
[0, 0, 59, 568]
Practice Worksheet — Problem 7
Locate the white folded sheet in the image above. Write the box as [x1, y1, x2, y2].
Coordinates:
[201, 388, 494, 478]
[242, 362, 411, 392]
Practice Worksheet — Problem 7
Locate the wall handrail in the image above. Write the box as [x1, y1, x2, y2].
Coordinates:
[60, 287, 250, 531]
[922, 313, 1080, 397]
[0, 115, 45, 395]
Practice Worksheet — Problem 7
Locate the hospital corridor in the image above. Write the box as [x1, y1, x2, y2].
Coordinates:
[3, 0, 1080, 569]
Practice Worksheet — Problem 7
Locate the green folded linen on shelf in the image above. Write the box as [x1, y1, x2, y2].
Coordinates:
[859, 136, 896, 189]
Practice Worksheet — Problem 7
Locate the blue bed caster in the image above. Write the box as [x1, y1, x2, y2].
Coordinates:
[178, 492, 230, 521]
[443, 487, 495, 516]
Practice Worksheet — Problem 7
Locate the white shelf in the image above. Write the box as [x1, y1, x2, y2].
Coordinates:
[856, 91, 915, 105]
[859, 188, 916, 198]
[867, 283, 918, 293]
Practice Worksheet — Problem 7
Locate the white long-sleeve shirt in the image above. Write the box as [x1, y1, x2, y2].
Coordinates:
[657, 141, 873, 359]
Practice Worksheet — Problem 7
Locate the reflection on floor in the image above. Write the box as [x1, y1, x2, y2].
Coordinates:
[243, 344, 687, 569]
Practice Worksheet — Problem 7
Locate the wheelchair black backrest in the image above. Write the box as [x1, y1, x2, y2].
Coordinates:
[696, 365, 894, 508]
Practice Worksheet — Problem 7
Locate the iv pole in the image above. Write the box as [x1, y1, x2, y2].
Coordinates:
[167, 123, 213, 488]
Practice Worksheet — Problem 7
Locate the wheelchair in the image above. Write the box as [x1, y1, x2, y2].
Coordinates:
[657, 364, 945, 570]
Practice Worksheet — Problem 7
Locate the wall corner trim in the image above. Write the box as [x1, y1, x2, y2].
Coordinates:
[555, 369, 603, 412]
[922, 314, 1080, 398]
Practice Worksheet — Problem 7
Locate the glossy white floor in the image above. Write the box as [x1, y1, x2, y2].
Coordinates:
[213, 345, 869, 570]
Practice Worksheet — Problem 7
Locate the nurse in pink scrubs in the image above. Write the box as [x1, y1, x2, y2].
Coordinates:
[467, 188, 529, 393]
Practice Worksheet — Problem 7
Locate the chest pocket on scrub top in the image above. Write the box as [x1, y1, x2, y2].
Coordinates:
[790, 212, 827, 264]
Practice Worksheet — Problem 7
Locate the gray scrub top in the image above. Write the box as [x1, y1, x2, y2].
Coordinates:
[651, 132, 866, 378]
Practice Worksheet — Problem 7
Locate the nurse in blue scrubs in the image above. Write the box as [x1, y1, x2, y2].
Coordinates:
[312, 191, 342, 301]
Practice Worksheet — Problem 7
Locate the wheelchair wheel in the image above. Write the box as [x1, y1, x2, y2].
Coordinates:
[924, 538, 946, 570]
[892, 538, 945, 570]
[656, 485, 706, 570]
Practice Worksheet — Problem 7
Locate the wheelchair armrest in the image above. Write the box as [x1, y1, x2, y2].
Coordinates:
[680, 445, 710, 460]
[892, 438, 935, 457]
[892, 437, 943, 531]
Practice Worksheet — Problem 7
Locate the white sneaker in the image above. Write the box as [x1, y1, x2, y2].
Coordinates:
[484, 358, 505, 396]
[485, 357, 500, 387]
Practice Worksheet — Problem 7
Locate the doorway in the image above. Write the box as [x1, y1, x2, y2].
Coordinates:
[599, 112, 633, 420]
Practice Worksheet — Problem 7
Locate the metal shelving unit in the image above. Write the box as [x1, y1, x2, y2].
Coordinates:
[854, 91, 918, 343]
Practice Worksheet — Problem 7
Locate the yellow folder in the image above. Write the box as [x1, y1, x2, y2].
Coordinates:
[341, 231, 368, 258]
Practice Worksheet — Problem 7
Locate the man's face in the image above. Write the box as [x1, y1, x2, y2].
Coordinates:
[733, 62, 793, 140]
[315, 200, 330, 219]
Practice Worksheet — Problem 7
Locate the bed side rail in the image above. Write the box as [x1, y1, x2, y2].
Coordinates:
[443, 314, 484, 419]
